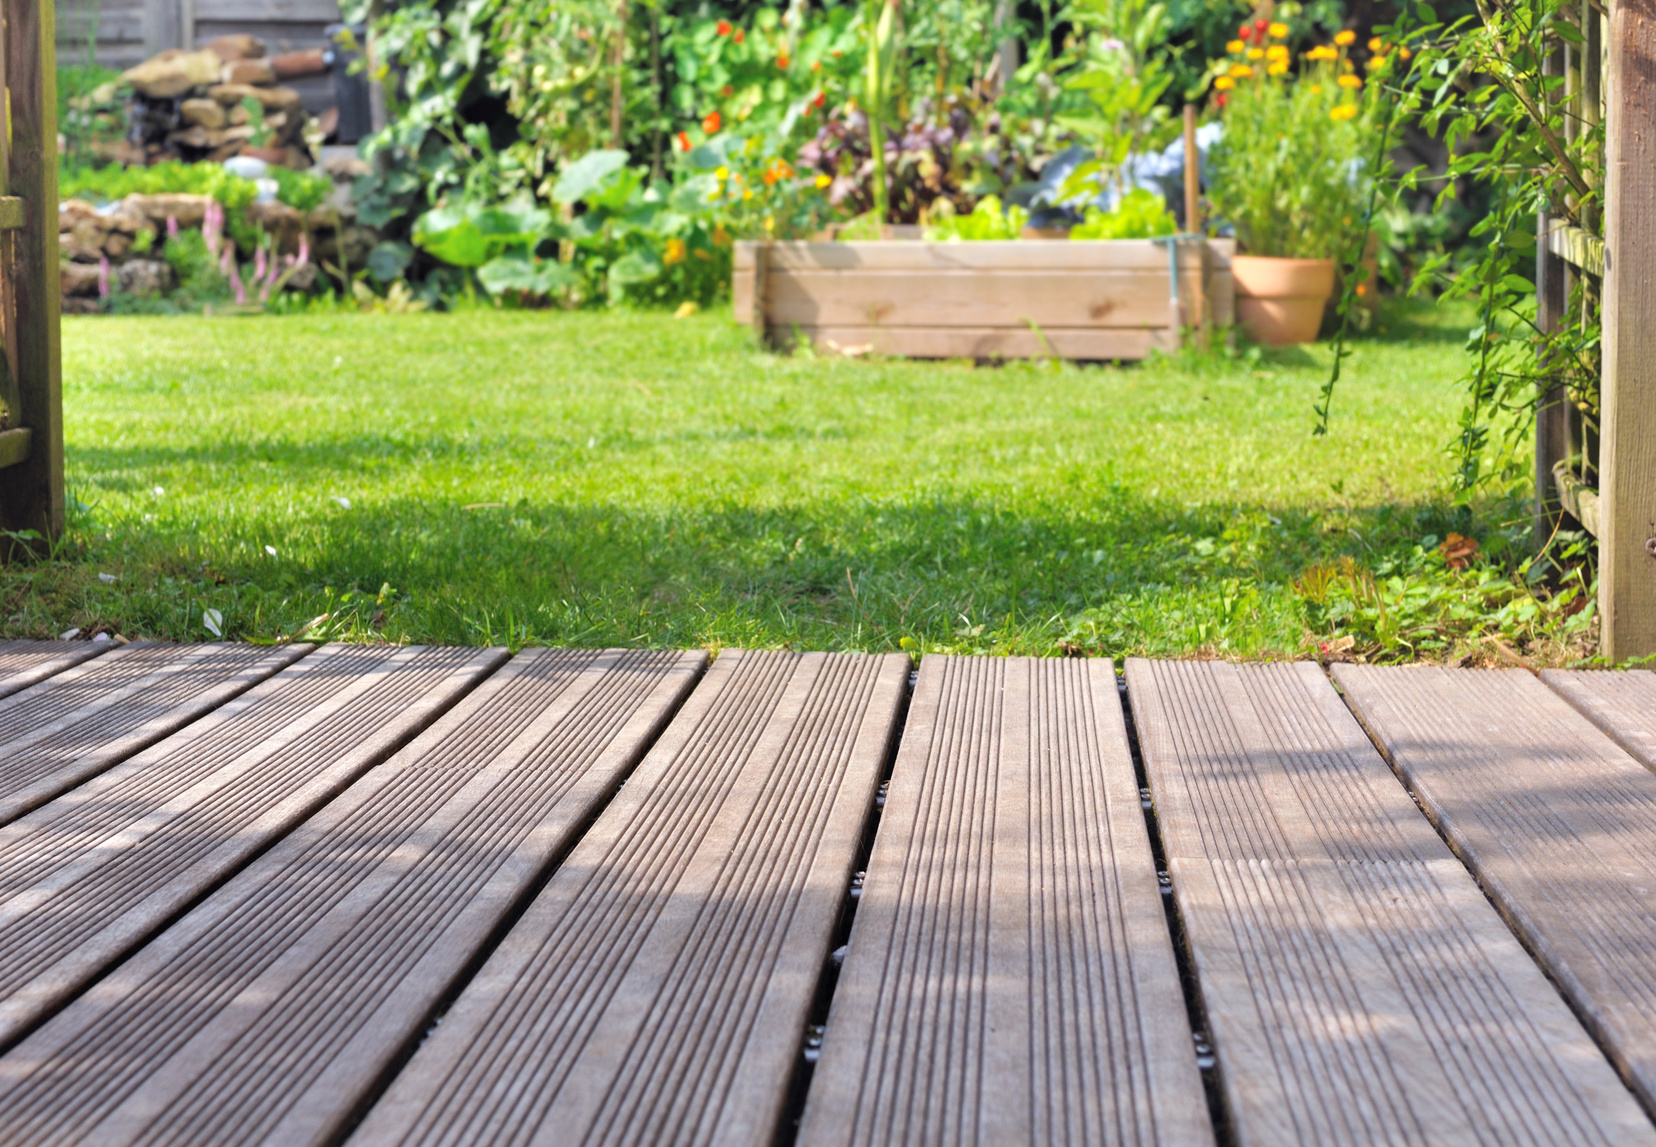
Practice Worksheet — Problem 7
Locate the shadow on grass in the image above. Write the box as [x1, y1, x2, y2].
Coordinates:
[9, 475, 1475, 657]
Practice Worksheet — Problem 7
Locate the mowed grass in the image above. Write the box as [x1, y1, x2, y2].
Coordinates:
[4, 301, 1483, 655]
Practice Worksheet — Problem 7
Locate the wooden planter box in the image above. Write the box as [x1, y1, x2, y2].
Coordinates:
[733, 238, 1235, 360]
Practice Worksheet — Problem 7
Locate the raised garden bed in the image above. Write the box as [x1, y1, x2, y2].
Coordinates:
[733, 238, 1235, 360]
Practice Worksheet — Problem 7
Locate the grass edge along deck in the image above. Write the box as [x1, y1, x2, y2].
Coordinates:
[0, 640, 107, 700]
[1129, 658, 1655, 1146]
[1333, 663, 1656, 1122]
[800, 655, 1210, 1147]
[351, 648, 907, 1147]
[0, 642, 504, 1051]
[0, 646, 700, 1146]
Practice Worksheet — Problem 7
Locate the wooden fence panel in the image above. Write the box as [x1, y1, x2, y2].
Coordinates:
[0, 0, 64, 548]
[1601, 0, 1656, 660]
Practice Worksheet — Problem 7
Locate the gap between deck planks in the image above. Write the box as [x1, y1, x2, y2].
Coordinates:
[0, 646, 699, 1146]
[798, 656, 1209, 1147]
[1337, 664, 1656, 1121]
[1128, 659, 1654, 1147]
[352, 649, 906, 1147]
[0, 641, 308, 826]
[0, 643, 502, 1051]
[5, 645, 1656, 1146]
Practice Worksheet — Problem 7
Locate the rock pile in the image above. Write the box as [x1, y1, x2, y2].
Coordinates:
[59, 157, 381, 312]
[117, 35, 327, 168]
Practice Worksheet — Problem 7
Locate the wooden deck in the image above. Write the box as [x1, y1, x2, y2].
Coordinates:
[1, 643, 1655, 1145]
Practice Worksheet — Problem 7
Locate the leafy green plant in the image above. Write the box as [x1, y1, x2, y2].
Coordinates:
[1069, 187, 1175, 237]
[1055, 0, 1177, 202]
[1206, 26, 1373, 259]
[923, 194, 1027, 239]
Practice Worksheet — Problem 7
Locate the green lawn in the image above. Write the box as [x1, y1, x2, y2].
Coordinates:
[0, 301, 1584, 660]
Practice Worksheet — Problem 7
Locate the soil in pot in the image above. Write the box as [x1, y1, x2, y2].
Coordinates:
[1232, 255, 1336, 346]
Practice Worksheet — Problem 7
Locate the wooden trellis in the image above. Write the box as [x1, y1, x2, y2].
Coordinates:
[0, 0, 61, 552]
[1538, 0, 1656, 661]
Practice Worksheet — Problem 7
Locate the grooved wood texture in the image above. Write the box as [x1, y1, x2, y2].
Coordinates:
[0, 642, 502, 1050]
[1131, 660, 1655, 1147]
[1540, 668, 1656, 770]
[1335, 663, 1656, 1120]
[0, 641, 308, 825]
[352, 649, 907, 1147]
[0, 647, 700, 1146]
[0, 640, 105, 700]
[799, 656, 1209, 1147]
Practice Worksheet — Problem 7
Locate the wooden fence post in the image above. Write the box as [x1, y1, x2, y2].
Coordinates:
[1601, 0, 1656, 660]
[0, 0, 64, 549]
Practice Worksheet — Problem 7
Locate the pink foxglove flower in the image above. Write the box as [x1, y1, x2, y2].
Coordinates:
[97, 256, 110, 299]
[166, 215, 179, 240]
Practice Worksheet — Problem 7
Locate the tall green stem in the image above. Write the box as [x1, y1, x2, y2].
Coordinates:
[866, 0, 899, 224]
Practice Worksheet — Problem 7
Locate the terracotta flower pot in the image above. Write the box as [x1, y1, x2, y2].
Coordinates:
[1232, 255, 1336, 346]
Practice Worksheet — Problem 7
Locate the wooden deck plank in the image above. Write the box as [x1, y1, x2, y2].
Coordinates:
[1132, 659, 1655, 1147]
[0, 641, 309, 826]
[0, 642, 502, 1050]
[1539, 668, 1656, 769]
[798, 656, 1208, 1147]
[351, 649, 906, 1147]
[0, 640, 106, 700]
[1335, 663, 1656, 1120]
[0, 647, 700, 1146]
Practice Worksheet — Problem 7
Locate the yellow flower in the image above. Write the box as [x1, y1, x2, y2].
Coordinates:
[664, 237, 687, 265]
[1334, 29, 1356, 46]
[1247, 47, 1264, 59]
[1330, 104, 1358, 120]
[1269, 21, 1289, 37]
[1227, 39, 1245, 53]
[1305, 45, 1337, 61]
[1399, 46, 1412, 59]
[743, 189, 753, 200]
[1266, 44, 1289, 61]
[1310, 83, 1323, 94]
[714, 165, 730, 180]
[1268, 61, 1289, 75]
[1368, 37, 1383, 51]
[815, 173, 832, 189]
[1229, 63, 1254, 78]
[1338, 73, 1363, 88]
[1214, 75, 1235, 90]
[1366, 54, 1386, 70]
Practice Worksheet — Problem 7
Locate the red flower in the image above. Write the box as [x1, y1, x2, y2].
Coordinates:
[777, 54, 790, 68]
[721, 84, 733, 96]
[716, 19, 731, 35]
[1253, 17, 1268, 33]
[812, 90, 825, 108]
[676, 131, 690, 151]
[702, 110, 721, 133]
[734, 28, 744, 42]
[1216, 92, 1229, 108]
[1238, 23, 1251, 39]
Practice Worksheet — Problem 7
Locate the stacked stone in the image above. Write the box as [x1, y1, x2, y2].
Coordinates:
[118, 35, 327, 169]
[59, 159, 380, 311]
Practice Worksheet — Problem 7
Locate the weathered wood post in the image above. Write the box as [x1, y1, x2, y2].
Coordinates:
[1600, 0, 1656, 660]
[0, 0, 64, 550]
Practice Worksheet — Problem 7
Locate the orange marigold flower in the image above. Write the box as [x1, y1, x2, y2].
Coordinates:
[1337, 73, 1363, 88]
[1334, 29, 1356, 45]
[675, 131, 690, 151]
[734, 28, 744, 42]
[1268, 21, 1289, 37]
[1226, 39, 1245, 53]
[1368, 36, 1383, 51]
[716, 19, 731, 35]
[777, 54, 790, 68]
[664, 238, 687, 265]
[702, 110, 722, 132]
